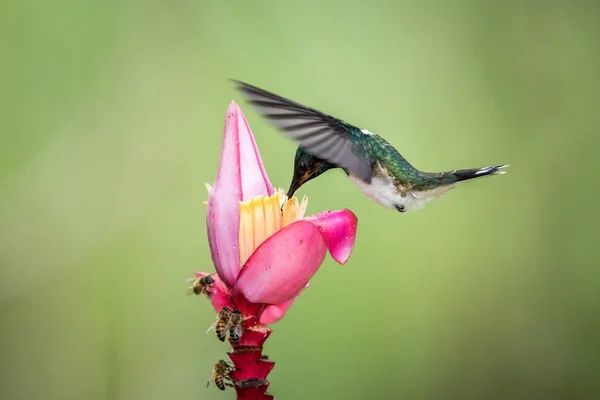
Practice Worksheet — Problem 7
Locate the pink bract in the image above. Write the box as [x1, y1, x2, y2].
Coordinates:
[204, 101, 358, 320]
[206, 101, 274, 288]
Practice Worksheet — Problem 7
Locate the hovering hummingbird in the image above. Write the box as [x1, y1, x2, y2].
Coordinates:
[233, 80, 508, 213]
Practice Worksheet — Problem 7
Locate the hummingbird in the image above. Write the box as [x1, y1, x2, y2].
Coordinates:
[233, 80, 508, 213]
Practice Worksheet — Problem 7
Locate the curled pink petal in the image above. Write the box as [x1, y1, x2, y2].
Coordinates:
[206, 102, 274, 287]
[260, 283, 309, 324]
[236, 221, 327, 305]
[304, 209, 358, 264]
[194, 271, 233, 312]
[260, 284, 308, 324]
[260, 301, 294, 325]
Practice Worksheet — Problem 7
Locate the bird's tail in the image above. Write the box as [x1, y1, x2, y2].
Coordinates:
[409, 164, 508, 207]
[439, 164, 509, 185]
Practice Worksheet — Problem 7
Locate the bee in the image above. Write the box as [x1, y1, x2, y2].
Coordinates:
[207, 359, 235, 390]
[228, 309, 244, 344]
[207, 306, 232, 342]
[186, 274, 215, 296]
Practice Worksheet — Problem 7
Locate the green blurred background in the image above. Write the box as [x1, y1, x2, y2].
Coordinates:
[2, 1, 599, 399]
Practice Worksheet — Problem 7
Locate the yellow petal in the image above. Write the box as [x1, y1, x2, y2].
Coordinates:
[263, 194, 281, 241]
[252, 198, 266, 254]
[237, 189, 308, 267]
[297, 195, 308, 220]
[281, 198, 296, 228]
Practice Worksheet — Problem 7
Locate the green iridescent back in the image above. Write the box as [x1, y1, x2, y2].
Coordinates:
[338, 122, 434, 188]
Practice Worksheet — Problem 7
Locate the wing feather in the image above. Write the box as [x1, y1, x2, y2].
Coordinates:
[232, 80, 373, 183]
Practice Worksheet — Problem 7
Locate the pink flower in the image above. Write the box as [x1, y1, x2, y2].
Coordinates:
[203, 101, 357, 321]
[192, 102, 358, 399]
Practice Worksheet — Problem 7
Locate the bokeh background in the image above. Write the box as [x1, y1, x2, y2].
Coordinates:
[2, 1, 599, 399]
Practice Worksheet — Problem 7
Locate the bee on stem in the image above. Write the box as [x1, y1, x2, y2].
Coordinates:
[207, 306, 232, 342]
[207, 359, 235, 390]
[207, 307, 245, 343]
[228, 309, 244, 344]
[186, 274, 215, 296]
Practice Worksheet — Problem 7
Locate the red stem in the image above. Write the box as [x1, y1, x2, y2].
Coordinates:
[227, 296, 275, 400]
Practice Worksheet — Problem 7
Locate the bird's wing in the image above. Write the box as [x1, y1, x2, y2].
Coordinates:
[232, 80, 373, 183]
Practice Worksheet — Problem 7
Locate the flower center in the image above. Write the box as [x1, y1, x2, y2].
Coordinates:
[238, 189, 308, 265]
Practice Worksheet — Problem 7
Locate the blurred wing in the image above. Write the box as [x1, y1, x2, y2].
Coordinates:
[232, 325, 244, 338]
[206, 319, 217, 334]
[232, 80, 373, 183]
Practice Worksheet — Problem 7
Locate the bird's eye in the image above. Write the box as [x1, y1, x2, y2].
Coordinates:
[299, 161, 307, 170]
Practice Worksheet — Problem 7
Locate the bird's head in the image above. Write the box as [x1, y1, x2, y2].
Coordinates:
[287, 147, 336, 198]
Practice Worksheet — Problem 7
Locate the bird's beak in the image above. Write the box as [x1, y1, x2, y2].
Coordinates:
[286, 176, 302, 199]
[287, 171, 312, 198]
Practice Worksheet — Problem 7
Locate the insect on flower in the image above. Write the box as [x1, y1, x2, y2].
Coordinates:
[228, 309, 244, 343]
[207, 359, 235, 390]
[207, 306, 233, 342]
[186, 274, 215, 296]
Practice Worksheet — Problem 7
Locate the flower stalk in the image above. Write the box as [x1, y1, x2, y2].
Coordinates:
[199, 276, 275, 399]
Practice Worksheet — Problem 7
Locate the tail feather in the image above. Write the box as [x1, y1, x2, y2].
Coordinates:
[451, 164, 509, 182]
[428, 164, 509, 187]
[408, 164, 508, 210]
[416, 164, 508, 191]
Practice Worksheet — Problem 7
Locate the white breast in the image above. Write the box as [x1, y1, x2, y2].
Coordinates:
[349, 175, 457, 213]
[349, 174, 400, 209]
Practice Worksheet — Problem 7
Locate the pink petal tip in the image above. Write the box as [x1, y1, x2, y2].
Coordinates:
[229, 101, 274, 200]
[305, 209, 358, 264]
